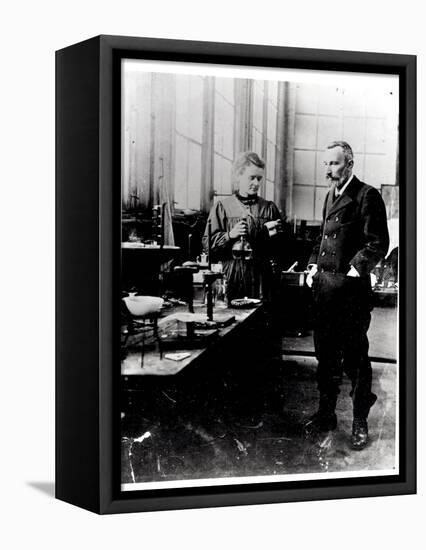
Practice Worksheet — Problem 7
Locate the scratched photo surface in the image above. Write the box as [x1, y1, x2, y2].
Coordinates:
[120, 59, 399, 491]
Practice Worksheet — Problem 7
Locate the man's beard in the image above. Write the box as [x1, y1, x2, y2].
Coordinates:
[327, 172, 349, 188]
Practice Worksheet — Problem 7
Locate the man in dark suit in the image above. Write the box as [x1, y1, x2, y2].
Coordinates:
[305, 141, 389, 449]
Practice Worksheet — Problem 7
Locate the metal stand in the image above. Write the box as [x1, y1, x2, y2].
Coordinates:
[203, 270, 223, 321]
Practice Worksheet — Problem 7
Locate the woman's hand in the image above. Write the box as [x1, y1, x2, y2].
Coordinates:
[271, 219, 283, 232]
[229, 220, 248, 239]
[265, 219, 283, 236]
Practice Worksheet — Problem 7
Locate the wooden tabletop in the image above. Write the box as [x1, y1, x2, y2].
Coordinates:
[121, 304, 263, 377]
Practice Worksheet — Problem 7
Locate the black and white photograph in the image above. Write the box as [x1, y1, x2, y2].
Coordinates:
[2, 0, 423, 541]
[119, 59, 400, 491]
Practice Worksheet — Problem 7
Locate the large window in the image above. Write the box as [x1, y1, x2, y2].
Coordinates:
[292, 82, 398, 222]
[122, 66, 285, 214]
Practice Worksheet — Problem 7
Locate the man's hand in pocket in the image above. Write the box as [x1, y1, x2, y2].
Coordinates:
[306, 264, 318, 288]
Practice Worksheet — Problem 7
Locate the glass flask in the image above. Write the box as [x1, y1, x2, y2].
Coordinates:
[232, 236, 253, 261]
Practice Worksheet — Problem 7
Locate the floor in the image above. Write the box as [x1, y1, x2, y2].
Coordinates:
[121, 307, 397, 486]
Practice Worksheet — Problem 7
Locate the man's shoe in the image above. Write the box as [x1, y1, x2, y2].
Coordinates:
[351, 418, 369, 450]
[303, 411, 337, 438]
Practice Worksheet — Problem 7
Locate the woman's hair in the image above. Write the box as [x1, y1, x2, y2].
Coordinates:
[232, 151, 265, 192]
[233, 151, 265, 176]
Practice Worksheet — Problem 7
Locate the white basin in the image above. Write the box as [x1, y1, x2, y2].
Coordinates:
[123, 295, 164, 317]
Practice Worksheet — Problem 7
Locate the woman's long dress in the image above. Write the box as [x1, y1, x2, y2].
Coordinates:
[203, 193, 281, 302]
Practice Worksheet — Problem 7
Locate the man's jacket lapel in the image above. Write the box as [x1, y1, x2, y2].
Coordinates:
[326, 176, 362, 217]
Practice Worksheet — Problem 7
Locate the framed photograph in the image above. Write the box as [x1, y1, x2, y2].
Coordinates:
[56, 35, 416, 514]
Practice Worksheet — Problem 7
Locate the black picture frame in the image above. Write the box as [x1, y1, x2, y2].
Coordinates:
[56, 35, 416, 514]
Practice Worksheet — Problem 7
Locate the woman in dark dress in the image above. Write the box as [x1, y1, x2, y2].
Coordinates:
[203, 151, 282, 303]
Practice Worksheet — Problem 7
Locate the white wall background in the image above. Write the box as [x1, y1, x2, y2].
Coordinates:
[0, 1, 423, 548]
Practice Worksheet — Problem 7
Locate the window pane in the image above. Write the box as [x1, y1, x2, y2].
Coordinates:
[252, 81, 264, 135]
[214, 85, 235, 160]
[294, 150, 316, 185]
[266, 141, 276, 181]
[175, 76, 190, 136]
[174, 75, 204, 210]
[188, 77, 204, 143]
[268, 81, 278, 108]
[293, 185, 314, 221]
[267, 101, 277, 144]
[252, 129, 263, 157]
[215, 77, 235, 104]
[266, 180, 274, 201]
[214, 155, 232, 196]
[174, 134, 188, 209]
[187, 142, 202, 209]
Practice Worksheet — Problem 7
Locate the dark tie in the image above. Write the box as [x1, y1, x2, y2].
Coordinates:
[332, 184, 339, 203]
